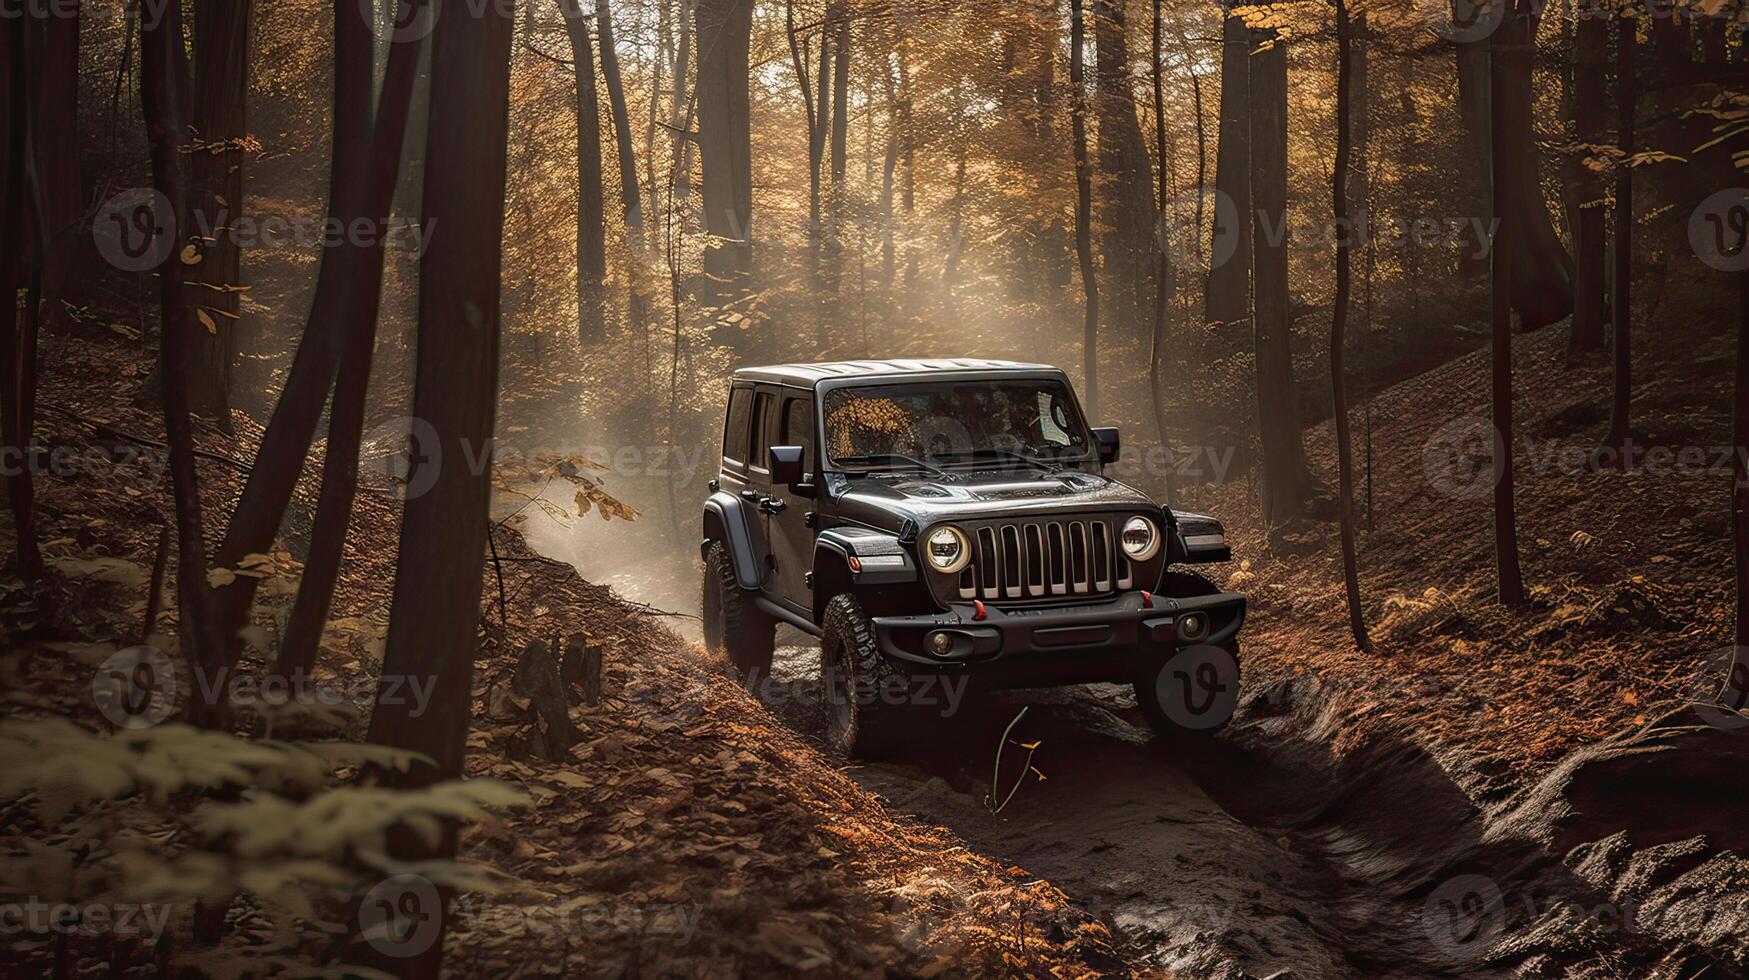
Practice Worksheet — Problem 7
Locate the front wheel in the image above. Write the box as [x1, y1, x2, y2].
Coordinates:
[820, 595, 903, 759]
[1135, 642, 1241, 738]
[702, 541, 774, 685]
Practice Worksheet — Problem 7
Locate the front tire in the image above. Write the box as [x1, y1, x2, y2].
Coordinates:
[702, 541, 774, 685]
[820, 595, 902, 759]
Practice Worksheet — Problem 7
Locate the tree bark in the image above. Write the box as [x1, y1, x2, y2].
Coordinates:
[1332, 0, 1372, 652]
[1459, 11, 1574, 331]
[273, 22, 426, 684]
[1070, 0, 1100, 420]
[1148, 0, 1174, 499]
[787, 0, 826, 280]
[696, 0, 753, 294]
[670, 0, 695, 204]
[1568, 11, 1607, 360]
[361, 0, 513, 973]
[1604, 18, 1635, 459]
[828, 0, 850, 288]
[1205, 5, 1252, 330]
[1, 8, 42, 581]
[1490, 16, 1527, 608]
[1093, 0, 1157, 335]
[188, 0, 253, 423]
[563, 0, 608, 340]
[1737, 264, 1749, 650]
[1250, 34, 1310, 527]
[142, 0, 230, 724]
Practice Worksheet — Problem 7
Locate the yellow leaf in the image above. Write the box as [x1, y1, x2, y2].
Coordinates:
[180, 244, 202, 265]
[1623, 690, 1639, 706]
[197, 309, 217, 334]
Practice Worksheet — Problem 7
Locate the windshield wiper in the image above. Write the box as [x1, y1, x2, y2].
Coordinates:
[838, 453, 948, 477]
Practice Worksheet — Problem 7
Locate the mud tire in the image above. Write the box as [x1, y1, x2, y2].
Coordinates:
[820, 595, 903, 759]
[702, 541, 774, 686]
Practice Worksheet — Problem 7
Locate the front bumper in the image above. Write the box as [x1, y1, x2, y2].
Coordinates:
[870, 590, 1245, 684]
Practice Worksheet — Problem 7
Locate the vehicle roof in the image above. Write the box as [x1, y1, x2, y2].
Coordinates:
[731, 358, 1062, 386]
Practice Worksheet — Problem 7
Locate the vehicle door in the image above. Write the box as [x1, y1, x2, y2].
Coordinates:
[716, 382, 774, 592]
[766, 389, 817, 614]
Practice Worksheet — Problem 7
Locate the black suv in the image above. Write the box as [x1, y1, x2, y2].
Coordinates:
[701, 359, 1246, 757]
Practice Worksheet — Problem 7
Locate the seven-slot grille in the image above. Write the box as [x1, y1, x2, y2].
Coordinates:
[955, 519, 1133, 602]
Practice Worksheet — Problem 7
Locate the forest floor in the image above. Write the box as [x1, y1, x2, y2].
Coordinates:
[5, 267, 1747, 978]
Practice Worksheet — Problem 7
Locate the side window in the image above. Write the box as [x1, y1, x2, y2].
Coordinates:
[722, 386, 752, 465]
[750, 392, 774, 472]
[780, 396, 814, 472]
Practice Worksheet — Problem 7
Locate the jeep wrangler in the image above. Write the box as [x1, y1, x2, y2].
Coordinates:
[701, 359, 1246, 758]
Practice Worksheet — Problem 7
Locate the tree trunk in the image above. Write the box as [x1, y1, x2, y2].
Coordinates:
[1070, 0, 1100, 419]
[1737, 264, 1749, 650]
[1490, 17, 1527, 608]
[1332, 0, 1372, 653]
[787, 0, 826, 281]
[1604, 18, 1635, 459]
[670, 0, 695, 204]
[361, 0, 513, 973]
[1, 9, 42, 581]
[273, 22, 426, 684]
[1147, 0, 1174, 500]
[827, 0, 850, 290]
[899, 41, 916, 287]
[142, 0, 230, 725]
[880, 52, 898, 285]
[695, 0, 753, 294]
[596, 0, 642, 233]
[1205, 5, 1252, 330]
[563, 0, 607, 340]
[188, 0, 253, 423]
[1459, 11, 1574, 331]
[1093, 0, 1157, 337]
[1568, 12, 1607, 360]
[1249, 34, 1309, 527]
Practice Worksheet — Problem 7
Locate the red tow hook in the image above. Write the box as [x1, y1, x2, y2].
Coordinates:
[972, 599, 987, 621]
[1141, 590, 1154, 609]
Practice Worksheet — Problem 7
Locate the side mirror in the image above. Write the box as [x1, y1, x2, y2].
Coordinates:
[768, 445, 807, 490]
[1092, 427, 1120, 466]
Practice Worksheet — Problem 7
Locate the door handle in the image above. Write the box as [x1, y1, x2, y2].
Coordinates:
[760, 496, 787, 514]
[739, 489, 761, 502]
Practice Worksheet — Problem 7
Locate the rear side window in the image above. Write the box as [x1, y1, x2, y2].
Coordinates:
[751, 392, 774, 471]
[722, 386, 752, 464]
[781, 396, 814, 472]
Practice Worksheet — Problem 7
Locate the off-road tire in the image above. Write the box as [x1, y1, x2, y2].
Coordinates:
[820, 595, 903, 759]
[702, 541, 774, 685]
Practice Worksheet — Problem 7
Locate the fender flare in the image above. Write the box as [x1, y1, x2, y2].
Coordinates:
[702, 491, 762, 590]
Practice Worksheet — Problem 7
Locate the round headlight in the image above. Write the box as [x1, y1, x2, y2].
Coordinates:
[1120, 516, 1161, 561]
[924, 525, 971, 574]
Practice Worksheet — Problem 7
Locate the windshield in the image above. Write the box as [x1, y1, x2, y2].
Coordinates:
[822, 379, 1092, 469]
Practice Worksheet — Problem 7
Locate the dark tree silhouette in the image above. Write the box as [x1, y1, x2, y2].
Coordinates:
[188, 0, 254, 422]
[0, 8, 43, 581]
[1603, 17, 1636, 463]
[1205, 0, 1251, 331]
[1489, 8, 1527, 608]
[1332, 0, 1372, 652]
[1094, 0, 1157, 336]
[1069, 0, 1099, 419]
[696, 0, 753, 294]
[1568, 12, 1607, 361]
[562, 0, 608, 339]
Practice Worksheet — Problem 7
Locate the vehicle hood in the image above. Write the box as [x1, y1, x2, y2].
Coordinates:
[830, 467, 1156, 527]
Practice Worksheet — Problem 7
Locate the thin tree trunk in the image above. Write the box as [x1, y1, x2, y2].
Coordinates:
[1332, 0, 1372, 652]
[141, 0, 229, 725]
[1604, 17, 1635, 460]
[787, 0, 825, 281]
[1, 9, 42, 582]
[828, 0, 850, 290]
[596, 0, 642, 233]
[273, 26, 426, 683]
[1568, 12, 1607, 360]
[899, 41, 916, 287]
[1205, 5, 1252, 330]
[1070, 0, 1100, 419]
[1250, 33, 1309, 527]
[880, 51, 898, 285]
[1148, 0, 1174, 501]
[670, 0, 695, 204]
[563, 0, 608, 339]
[1736, 264, 1749, 650]
[1093, 0, 1157, 336]
[360, 0, 513, 974]
[1490, 13, 1527, 608]
[189, 0, 253, 423]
